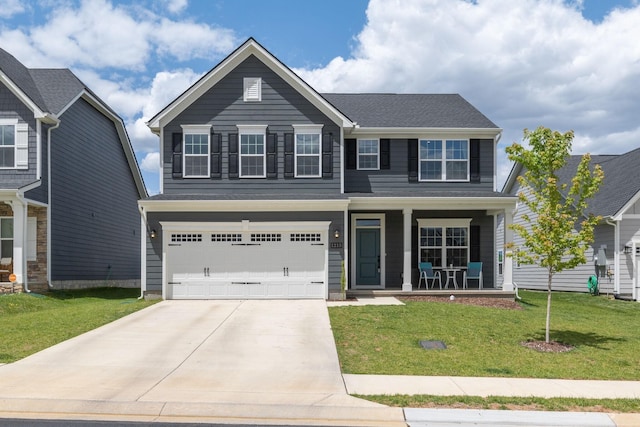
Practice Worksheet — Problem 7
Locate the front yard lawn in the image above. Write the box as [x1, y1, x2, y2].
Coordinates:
[0, 288, 158, 363]
[329, 290, 640, 380]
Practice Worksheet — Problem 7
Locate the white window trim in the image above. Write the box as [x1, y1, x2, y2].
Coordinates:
[293, 124, 323, 178]
[0, 217, 13, 259]
[243, 77, 262, 102]
[357, 138, 380, 170]
[181, 124, 211, 178]
[238, 124, 267, 178]
[419, 138, 470, 182]
[417, 218, 471, 268]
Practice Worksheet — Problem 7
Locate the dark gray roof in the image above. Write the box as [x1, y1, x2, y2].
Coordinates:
[321, 93, 499, 129]
[0, 47, 48, 111]
[0, 48, 86, 115]
[588, 148, 640, 217]
[517, 149, 640, 218]
[29, 69, 85, 114]
[145, 193, 350, 201]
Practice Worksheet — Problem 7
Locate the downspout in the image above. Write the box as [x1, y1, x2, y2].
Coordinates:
[46, 118, 61, 288]
[138, 205, 151, 299]
[605, 218, 620, 295]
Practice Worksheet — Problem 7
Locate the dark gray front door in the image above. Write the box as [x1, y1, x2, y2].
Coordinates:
[356, 228, 380, 286]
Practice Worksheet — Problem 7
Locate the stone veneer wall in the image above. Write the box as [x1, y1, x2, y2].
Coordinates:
[0, 203, 49, 293]
[27, 205, 48, 291]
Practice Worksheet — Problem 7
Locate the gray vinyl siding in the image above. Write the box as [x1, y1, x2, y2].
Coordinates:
[345, 139, 494, 193]
[162, 55, 341, 195]
[50, 97, 141, 281]
[24, 123, 49, 203]
[0, 83, 39, 189]
[144, 211, 344, 294]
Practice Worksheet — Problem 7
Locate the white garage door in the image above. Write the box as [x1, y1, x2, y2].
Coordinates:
[164, 222, 329, 299]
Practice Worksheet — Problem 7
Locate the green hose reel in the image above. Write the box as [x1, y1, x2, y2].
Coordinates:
[587, 275, 599, 296]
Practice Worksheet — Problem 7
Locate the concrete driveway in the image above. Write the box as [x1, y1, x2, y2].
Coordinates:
[0, 300, 403, 425]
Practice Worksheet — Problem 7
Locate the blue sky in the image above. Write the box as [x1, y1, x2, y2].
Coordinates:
[1, 0, 639, 195]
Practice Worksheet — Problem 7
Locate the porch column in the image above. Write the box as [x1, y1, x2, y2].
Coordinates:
[402, 208, 413, 291]
[502, 209, 514, 292]
[8, 199, 26, 285]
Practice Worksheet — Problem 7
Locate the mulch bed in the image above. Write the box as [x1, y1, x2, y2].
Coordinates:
[398, 295, 523, 310]
[521, 340, 575, 352]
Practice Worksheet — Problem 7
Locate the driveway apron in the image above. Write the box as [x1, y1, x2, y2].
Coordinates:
[0, 300, 357, 407]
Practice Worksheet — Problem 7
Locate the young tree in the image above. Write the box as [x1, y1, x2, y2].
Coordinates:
[506, 126, 604, 343]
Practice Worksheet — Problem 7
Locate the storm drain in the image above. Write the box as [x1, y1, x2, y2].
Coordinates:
[419, 340, 447, 350]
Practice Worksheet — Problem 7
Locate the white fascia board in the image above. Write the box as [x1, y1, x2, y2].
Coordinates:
[0, 71, 48, 119]
[139, 198, 350, 213]
[347, 196, 517, 211]
[58, 91, 148, 199]
[612, 189, 640, 221]
[147, 39, 353, 131]
[502, 161, 522, 193]
[347, 127, 503, 139]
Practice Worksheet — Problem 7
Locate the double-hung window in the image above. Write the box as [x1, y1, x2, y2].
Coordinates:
[182, 125, 211, 178]
[419, 139, 469, 181]
[0, 123, 15, 168]
[238, 125, 266, 178]
[418, 219, 471, 268]
[293, 124, 322, 177]
[357, 139, 379, 170]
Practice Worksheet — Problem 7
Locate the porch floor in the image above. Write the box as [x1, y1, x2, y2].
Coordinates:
[347, 288, 515, 299]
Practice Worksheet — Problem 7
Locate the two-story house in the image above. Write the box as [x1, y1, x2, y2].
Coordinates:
[0, 47, 146, 293]
[140, 38, 517, 300]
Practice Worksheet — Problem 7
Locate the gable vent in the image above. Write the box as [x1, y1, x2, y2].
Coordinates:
[244, 77, 262, 102]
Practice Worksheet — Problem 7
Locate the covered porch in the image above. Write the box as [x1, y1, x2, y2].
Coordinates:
[345, 193, 517, 293]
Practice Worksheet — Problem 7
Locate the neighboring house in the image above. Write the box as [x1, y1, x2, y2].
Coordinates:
[0, 47, 147, 293]
[140, 38, 517, 300]
[499, 147, 640, 300]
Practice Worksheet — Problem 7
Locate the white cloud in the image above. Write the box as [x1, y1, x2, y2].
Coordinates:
[140, 152, 160, 173]
[164, 0, 188, 14]
[0, 0, 238, 70]
[297, 0, 640, 186]
[0, 0, 25, 18]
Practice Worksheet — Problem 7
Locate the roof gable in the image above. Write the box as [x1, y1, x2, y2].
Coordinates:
[0, 47, 49, 116]
[147, 38, 353, 131]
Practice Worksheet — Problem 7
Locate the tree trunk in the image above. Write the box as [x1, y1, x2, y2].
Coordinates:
[546, 269, 553, 343]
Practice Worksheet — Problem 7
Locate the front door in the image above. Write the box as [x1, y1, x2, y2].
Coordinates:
[356, 228, 380, 286]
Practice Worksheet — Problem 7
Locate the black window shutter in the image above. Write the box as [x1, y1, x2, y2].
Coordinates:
[408, 139, 418, 182]
[228, 133, 239, 179]
[470, 139, 481, 183]
[172, 132, 183, 178]
[322, 133, 333, 178]
[345, 139, 357, 169]
[284, 133, 294, 178]
[210, 133, 221, 178]
[380, 139, 390, 170]
[470, 225, 481, 262]
[266, 132, 277, 179]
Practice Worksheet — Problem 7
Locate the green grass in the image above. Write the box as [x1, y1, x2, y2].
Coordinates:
[357, 394, 640, 413]
[329, 290, 640, 380]
[0, 288, 158, 363]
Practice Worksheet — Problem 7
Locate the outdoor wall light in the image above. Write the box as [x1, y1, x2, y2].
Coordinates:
[150, 229, 157, 239]
[624, 245, 633, 254]
[334, 229, 341, 239]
